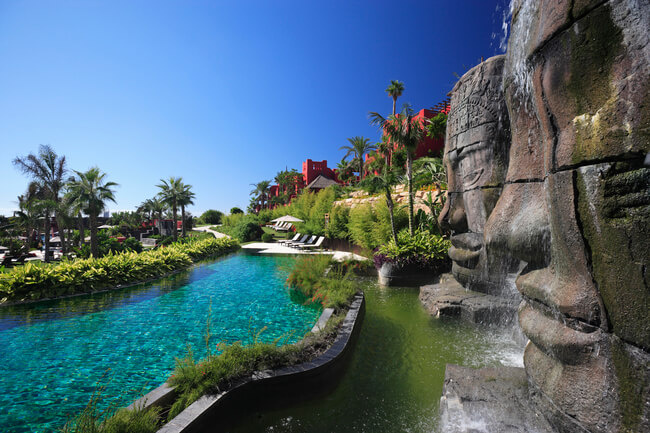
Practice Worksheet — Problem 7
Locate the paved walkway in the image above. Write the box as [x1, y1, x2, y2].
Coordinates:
[242, 242, 367, 262]
[192, 225, 229, 238]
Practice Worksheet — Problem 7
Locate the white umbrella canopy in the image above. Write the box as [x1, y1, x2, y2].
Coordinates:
[98, 224, 114, 229]
[275, 215, 304, 223]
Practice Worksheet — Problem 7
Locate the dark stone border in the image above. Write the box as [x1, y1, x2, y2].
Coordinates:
[131, 293, 365, 433]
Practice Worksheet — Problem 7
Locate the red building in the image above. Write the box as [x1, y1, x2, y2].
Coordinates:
[301, 159, 337, 185]
[367, 102, 450, 171]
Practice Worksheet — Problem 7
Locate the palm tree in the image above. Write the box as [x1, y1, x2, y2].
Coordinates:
[67, 167, 118, 257]
[370, 106, 425, 236]
[157, 177, 184, 241]
[178, 182, 195, 237]
[250, 180, 271, 212]
[386, 80, 404, 116]
[13, 145, 67, 262]
[339, 136, 376, 181]
[14, 182, 45, 253]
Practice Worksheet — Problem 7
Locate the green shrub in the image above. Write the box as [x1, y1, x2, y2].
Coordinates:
[326, 205, 350, 240]
[373, 229, 451, 272]
[261, 233, 274, 243]
[0, 238, 239, 304]
[285, 255, 359, 310]
[347, 204, 376, 250]
[198, 210, 223, 225]
[232, 222, 263, 242]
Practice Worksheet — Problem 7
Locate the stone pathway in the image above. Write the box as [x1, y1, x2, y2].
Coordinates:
[192, 225, 228, 239]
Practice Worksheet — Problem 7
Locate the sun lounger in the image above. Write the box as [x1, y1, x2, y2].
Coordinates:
[297, 236, 325, 251]
[291, 235, 316, 249]
[285, 234, 310, 247]
[279, 233, 301, 246]
[276, 222, 292, 232]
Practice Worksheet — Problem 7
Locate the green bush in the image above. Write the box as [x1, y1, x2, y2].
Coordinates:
[123, 237, 143, 253]
[261, 233, 274, 242]
[326, 205, 350, 240]
[373, 229, 451, 272]
[0, 237, 239, 304]
[285, 255, 359, 310]
[232, 222, 263, 242]
[198, 210, 223, 225]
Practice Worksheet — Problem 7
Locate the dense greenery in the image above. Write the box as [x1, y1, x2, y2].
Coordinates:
[286, 255, 363, 310]
[374, 229, 451, 272]
[0, 237, 239, 304]
[215, 213, 264, 242]
[197, 209, 223, 225]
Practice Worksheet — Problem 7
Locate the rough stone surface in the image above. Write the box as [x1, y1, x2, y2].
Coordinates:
[420, 274, 519, 327]
[439, 364, 554, 433]
[486, 1, 650, 432]
[438, 55, 519, 297]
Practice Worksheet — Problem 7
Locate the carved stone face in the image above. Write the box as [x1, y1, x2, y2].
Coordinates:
[485, 1, 650, 431]
[439, 55, 515, 295]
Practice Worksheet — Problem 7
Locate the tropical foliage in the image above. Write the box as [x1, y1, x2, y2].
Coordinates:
[373, 229, 451, 273]
[13, 145, 68, 261]
[0, 237, 238, 304]
[67, 168, 118, 258]
[339, 136, 376, 181]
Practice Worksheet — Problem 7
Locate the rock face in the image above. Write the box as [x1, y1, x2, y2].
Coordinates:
[439, 364, 554, 433]
[421, 55, 521, 326]
[440, 55, 518, 296]
[420, 274, 519, 327]
[478, 1, 650, 432]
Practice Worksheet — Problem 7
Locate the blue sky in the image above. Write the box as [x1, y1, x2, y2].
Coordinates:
[0, 0, 510, 216]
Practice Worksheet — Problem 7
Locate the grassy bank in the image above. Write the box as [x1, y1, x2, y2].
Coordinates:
[0, 237, 239, 304]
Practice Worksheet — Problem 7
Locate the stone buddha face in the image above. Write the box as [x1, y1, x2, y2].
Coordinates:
[439, 55, 516, 295]
[485, 1, 650, 431]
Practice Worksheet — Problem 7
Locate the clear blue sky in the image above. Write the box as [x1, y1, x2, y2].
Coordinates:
[0, 0, 510, 217]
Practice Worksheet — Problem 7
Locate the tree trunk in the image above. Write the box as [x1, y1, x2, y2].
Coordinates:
[392, 97, 396, 116]
[406, 152, 414, 236]
[385, 188, 398, 245]
[172, 203, 178, 241]
[181, 205, 186, 238]
[90, 214, 98, 257]
[56, 214, 67, 256]
[78, 213, 85, 247]
[44, 210, 51, 263]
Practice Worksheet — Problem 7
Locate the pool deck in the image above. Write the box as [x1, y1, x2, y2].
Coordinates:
[242, 242, 367, 262]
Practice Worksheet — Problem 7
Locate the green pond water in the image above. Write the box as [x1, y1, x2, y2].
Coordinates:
[234, 277, 524, 433]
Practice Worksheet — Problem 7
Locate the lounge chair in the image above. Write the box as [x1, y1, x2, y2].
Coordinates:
[291, 235, 316, 249]
[297, 236, 325, 251]
[285, 234, 310, 247]
[279, 233, 301, 246]
[276, 222, 292, 232]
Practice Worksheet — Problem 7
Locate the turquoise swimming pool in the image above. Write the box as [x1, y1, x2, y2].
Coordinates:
[0, 253, 320, 433]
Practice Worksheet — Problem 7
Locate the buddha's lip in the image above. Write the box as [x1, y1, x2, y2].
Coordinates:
[449, 245, 480, 268]
[451, 233, 483, 251]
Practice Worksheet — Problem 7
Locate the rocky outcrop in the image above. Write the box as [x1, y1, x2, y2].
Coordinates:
[420, 274, 519, 327]
[420, 55, 521, 326]
[439, 365, 554, 433]
[333, 185, 442, 215]
[479, 1, 650, 432]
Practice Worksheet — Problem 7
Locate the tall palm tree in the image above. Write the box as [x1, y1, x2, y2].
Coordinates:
[157, 177, 184, 241]
[178, 182, 195, 238]
[67, 167, 118, 257]
[13, 145, 67, 262]
[370, 106, 425, 236]
[386, 80, 404, 116]
[14, 182, 45, 253]
[250, 180, 271, 211]
[339, 136, 376, 181]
